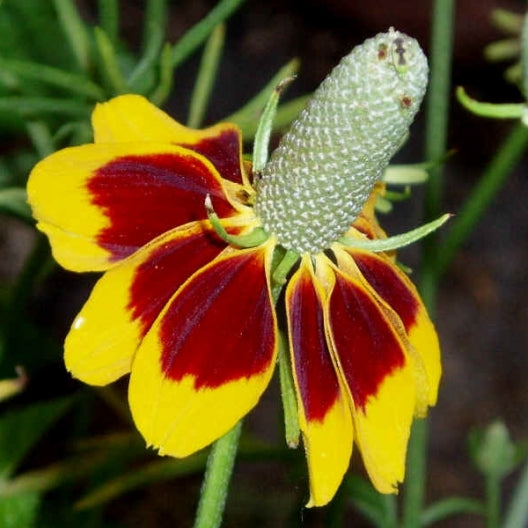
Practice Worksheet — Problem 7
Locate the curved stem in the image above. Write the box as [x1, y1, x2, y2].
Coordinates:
[193, 421, 242, 528]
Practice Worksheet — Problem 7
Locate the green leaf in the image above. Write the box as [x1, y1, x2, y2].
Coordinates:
[456, 86, 525, 120]
[0, 58, 105, 101]
[521, 12, 528, 99]
[224, 58, 300, 136]
[52, 0, 91, 71]
[344, 474, 387, 527]
[142, 0, 168, 52]
[340, 213, 451, 253]
[421, 497, 485, 526]
[127, 23, 164, 93]
[0, 492, 40, 528]
[0, 0, 74, 68]
[490, 8, 524, 35]
[94, 26, 128, 95]
[97, 0, 119, 46]
[277, 332, 299, 448]
[252, 75, 296, 172]
[75, 454, 208, 510]
[484, 39, 521, 63]
[0, 97, 91, 119]
[0, 397, 73, 479]
[187, 24, 226, 129]
[149, 43, 175, 106]
[169, 0, 246, 69]
[383, 164, 429, 185]
[0, 188, 32, 223]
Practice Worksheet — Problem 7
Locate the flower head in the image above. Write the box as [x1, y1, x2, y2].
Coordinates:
[27, 30, 441, 507]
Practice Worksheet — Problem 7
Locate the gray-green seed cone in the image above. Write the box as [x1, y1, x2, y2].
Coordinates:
[254, 28, 429, 254]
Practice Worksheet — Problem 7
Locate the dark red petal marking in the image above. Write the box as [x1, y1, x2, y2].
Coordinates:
[352, 252, 419, 329]
[88, 152, 236, 261]
[328, 273, 405, 411]
[180, 127, 243, 184]
[128, 228, 229, 335]
[159, 247, 276, 389]
[288, 267, 340, 422]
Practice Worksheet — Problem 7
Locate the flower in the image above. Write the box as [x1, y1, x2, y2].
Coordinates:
[27, 31, 441, 507]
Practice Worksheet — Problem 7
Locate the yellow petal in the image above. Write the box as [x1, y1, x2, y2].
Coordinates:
[65, 223, 227, 386]
[286, 257, 353, 507]
[128, 244, 278, 456]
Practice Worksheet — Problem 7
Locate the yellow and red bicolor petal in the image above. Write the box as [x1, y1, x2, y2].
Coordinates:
[27, 142, 240, 272]
[65, 223, 230, 386]
[286, 256, 353, 507]
[317, 256, 416, 494]
[128, 242, 278, 457]
[344, 248, 441, 408]
[92, 95, 246, 185]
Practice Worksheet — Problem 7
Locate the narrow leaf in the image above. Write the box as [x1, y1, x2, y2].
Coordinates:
[421, 497, 485, 526]
[0, 97, 91, 119]
[277, 333, 300, 448]
[0, 492, 40, 528]
[75, 454, 208, 510]
[340, 213, 452, 253]
[170, 0, 246, 69]
[52, 0, 91, 71]
[143, 0, 168, 52]
[94, 26, 128, 94]
[344, 474, 387, 527]
[127, 23, 164, 92]
[224, 58, 300, 135]
[98, 0, 119, 46]
[457, 86, 525, 120]
[150, 43, 175, 105]
[252, 75, 296, 172]
[0, 59, 105, 101]
[0, 397, 73, 479]
[187, 24, 226, 129]
[0, 188, 33, 224]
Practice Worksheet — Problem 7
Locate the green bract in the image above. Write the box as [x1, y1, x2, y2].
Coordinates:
[254, 28, 429, 254]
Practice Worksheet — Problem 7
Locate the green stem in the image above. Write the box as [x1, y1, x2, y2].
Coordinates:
[503, 457, 528, 528]
[404, 0, 455, 526]
[193, 421, 242, 528]
[485, 475, 501, 528]
[435, 123, 528, 277]
[419, 0, 456, 310]
[402, 419, 429, 527]
[382, 494, 398, 528]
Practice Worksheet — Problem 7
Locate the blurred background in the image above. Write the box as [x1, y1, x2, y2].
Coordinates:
[1, 0, 527, 526]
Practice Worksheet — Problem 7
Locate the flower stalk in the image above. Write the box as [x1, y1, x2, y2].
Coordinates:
[193, 421, 242, 528]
